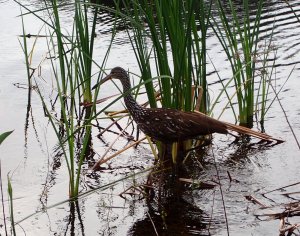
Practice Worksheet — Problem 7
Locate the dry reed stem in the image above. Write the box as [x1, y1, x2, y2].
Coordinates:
[261, 181, 300, 195]
[281, 191, 300, 197]
[96, 121, 133, 164]
[81, 93, 118, 107]
[191, 85, 203, 111]
[147, 211, 159, 236]
[279, 222, 300, 235]
[92, 136, 147, 170]
[96, 116, 124, 137]
[245, 195, 268, 208]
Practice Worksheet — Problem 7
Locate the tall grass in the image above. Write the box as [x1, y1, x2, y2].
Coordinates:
[119, 0, 212, 162]
[15, 0, 278, 190]
[0, 131, 14, 235]
[44, 0, 97, 197]
[124, 0, 211, 113]
[15, 0, 114, 197]
[211, 0, 263, 127]
[254, 35, 277, 128]
[7, 176, 16, 236]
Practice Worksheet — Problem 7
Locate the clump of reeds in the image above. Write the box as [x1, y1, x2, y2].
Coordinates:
[123, 0, 211, 113]
[117, 0, 213, 162]
[211, 0, 265, 127]
[15, 0, 113, 198]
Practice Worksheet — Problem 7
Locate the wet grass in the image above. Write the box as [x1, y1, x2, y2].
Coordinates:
[7, 0, 296, 234]
[123, 0, 211, 113]
[15, 0, 113, 198]
[119, 0, 213, 161]
[7, 176, 15, 236]
[14, 0, 283, 196]
[0, 131, 14, 235]
[41, 0, 95, 198]
[14, 0, 282, 188]
[115, 0, 283, 163]
[211, 0, 264, 127]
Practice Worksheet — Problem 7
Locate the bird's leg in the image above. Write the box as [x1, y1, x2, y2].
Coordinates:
[157, 142, 167, 162]
[228, 131, 241, 144]
[171, 142, 178, 164]
[134, 126, 140, 148]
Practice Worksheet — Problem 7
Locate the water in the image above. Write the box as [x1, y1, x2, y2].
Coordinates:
[0, 0, 300, 235]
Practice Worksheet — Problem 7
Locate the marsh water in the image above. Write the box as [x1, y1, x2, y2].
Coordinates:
[1, 0, 300, 235]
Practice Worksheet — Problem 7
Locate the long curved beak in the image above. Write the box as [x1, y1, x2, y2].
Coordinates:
[92, 73, 112, 90]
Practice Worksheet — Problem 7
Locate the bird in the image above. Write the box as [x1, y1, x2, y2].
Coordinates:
[93, 66, 283, 144]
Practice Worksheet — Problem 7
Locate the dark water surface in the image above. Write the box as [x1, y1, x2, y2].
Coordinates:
[0, 0, 300, 235]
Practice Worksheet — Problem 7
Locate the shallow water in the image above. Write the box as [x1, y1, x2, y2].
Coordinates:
[0, 0, 300, 235]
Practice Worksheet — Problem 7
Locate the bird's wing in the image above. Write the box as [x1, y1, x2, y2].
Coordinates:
[173, 110, 228, 135]
[138, 108, 227, 141]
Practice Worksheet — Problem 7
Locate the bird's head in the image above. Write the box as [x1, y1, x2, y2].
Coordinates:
[92, 67, 128, 89]
[108, 67, 127, 80]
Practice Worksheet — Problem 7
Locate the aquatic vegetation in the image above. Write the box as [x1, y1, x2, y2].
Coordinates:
[15, 0, 114, 197]
[4, 0, 299, 234]
[123, 0, 211, 113]
[13, 0, 287, 204]
[0, 131, 14, 235]
[211, 0, 266, 127]
[0, 131, 13, 146]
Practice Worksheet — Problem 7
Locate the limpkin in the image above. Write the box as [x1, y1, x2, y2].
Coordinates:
[94, 67, 283, 144]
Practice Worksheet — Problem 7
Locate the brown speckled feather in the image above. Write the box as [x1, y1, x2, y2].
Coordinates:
[96, 67, 284, 144]
[136, 108, 227, 142]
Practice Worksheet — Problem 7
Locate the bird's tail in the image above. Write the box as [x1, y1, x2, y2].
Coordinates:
[223, 121, 284, 144]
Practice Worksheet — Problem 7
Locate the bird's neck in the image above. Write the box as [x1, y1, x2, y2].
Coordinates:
[120, 76, 145, 118]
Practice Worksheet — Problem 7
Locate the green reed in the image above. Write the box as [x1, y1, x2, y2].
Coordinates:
[0, 131, 13, 146]
[211, 0, 263, 127]
[15, 0, 114, 197]
[123, 0, 211, 113]
[0, 131, 14, 235]
[47, 0, 94, 197]
[119, 0, 212, 162]
[255, 36, 276, 127]
[119, 0, 212, 163]
[7, 176, 16, 236]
